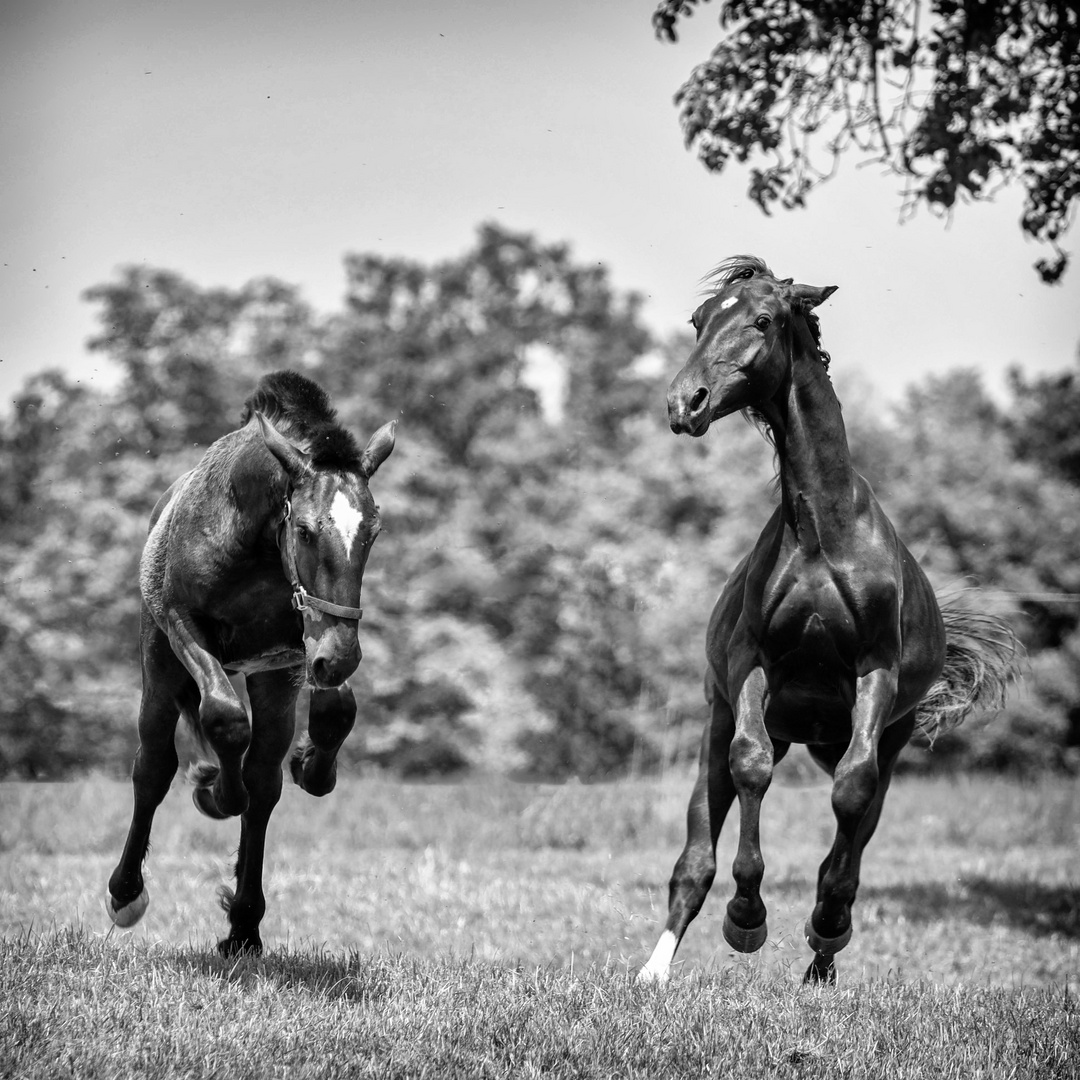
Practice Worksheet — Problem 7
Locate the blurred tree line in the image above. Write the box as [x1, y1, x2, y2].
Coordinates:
[1, 223, 1078, 779]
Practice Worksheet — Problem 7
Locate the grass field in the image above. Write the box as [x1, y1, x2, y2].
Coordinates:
[1, 766, 1078, 1077]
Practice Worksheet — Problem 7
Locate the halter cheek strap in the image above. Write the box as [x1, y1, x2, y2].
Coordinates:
[277, 499, 364, 622]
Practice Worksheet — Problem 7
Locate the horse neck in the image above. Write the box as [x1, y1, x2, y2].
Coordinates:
[762, 337, 855, 552]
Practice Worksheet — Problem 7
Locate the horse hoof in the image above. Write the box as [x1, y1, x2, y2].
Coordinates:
[803, 953, 838, 985]
[192, 786, 230, 820]
[290, 746, 337, 797]
[723, 914, 768, 953]
[804, 917, 852, 955]
[107, 888, 149, 928]
[218, 935, 262, 958]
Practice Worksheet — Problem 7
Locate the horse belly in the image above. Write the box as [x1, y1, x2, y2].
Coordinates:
[224, 646, 305, 675]
[764, 680, 855, 744]
[217, 617, 304, 674]
[762, 609, 859, 744]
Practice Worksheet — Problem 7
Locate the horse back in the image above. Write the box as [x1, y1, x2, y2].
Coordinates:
[139, 422, 285, 628]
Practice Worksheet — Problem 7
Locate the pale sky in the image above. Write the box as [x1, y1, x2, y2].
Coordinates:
[2, 0, 1077, 411]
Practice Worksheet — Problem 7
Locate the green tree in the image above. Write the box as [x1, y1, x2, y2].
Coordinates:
[319, 223, 655, 462]
[83, 268, 318, 454]
[879, 369, 1080, 769]
[0, 373, 149, 777]
[1006, 348, 1080, 485]
[653, 0, 1079, 281]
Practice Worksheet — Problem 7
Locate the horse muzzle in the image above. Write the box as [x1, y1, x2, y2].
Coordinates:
[668, 385, 712, 437]
[306, 632, 362, 689]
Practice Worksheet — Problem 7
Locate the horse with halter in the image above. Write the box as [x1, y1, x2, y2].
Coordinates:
[107, 371, 396, 955]
[639, 257, 1020, 983]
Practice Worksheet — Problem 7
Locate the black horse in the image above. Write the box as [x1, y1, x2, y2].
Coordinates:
[107, 371, 396, 955]
[641, 257, 1019, 983]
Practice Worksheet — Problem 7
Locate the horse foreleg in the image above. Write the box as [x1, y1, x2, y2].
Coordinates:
[165, 608, 251, 818]
[290, 683, 357, 796]
[107, 619, 187, 928]
[804, 674, 909, 982]
[639, 696, 737, 984]
[217, 670, 297, 956]
[723, 667, 775, 954]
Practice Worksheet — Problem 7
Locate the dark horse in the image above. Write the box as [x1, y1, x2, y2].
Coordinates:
[639, 257, 1019, 983]
[107, 371, 396, 954]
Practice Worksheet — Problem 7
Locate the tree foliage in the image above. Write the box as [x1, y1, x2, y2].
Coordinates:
[1005, 347, 1080, 485]
[2, 223, 1078, 779]
[653, 0, 1079, 281]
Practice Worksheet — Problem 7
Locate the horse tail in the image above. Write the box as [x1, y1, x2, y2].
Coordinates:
[915, 600, 1024, 744]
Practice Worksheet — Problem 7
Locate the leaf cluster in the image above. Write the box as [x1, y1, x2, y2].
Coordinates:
[654, 0, 1079, 281]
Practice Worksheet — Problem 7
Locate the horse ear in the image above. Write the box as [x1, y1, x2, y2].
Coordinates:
[789, 283, 838, 309]
[256, 412, 311, 482]
[360, 420, 397, 479]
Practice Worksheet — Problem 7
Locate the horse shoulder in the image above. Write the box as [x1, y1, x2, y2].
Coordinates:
[705, 550, 755, 699]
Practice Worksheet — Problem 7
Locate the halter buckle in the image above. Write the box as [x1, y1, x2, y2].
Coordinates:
[291, 585, 322, 621]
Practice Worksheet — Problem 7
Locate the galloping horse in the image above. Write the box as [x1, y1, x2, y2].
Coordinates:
[107, 371, 396, 954]
[640, 257, 1018, 983]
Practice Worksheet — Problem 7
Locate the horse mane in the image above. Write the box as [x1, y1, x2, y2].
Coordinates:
[700, 254, 774, 293]
[240, 370, 362, 472]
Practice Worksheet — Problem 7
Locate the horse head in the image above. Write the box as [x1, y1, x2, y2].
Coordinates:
[668, 256, 837, 437]
[257, 413, 396, 689]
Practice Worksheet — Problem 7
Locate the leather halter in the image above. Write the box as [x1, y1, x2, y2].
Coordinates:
[277, 498, 363, 622]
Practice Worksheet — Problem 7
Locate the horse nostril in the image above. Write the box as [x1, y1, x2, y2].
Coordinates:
[688, 387, 709, 416]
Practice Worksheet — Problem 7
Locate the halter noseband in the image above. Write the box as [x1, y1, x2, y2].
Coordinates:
[277, 498, 364, 622]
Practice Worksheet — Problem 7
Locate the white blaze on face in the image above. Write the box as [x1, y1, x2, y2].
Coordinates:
[720, 295, 739, 310]
[329, 490, 364, 553]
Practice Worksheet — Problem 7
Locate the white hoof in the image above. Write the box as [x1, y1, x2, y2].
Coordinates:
[638, 929, 678, 985]
[107, 889, 149, 928]
[636, 963, 670, 986]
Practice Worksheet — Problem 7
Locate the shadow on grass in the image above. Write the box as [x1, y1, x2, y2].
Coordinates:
[172, 945, 407, 1002]
[861, 877, 1080, 938]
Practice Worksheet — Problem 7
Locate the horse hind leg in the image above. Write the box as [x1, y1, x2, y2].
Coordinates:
[801, 741, 844, 983]
[107, 628, 187, 928]
[803, 695, 914, 984]
[289, 683, 357, 797]
[177, 682, 233, 820]
[217, 670, 298, 956]
[639, 697, 738, 984]
[165, 609, 251, 819]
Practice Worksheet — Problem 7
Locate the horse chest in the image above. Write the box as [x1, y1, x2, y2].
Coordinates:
[749, 556, 902, 742]
[758, 542, 898, 666]
[216, 614, 305, 673]
[760, 567, 860, 668]
[210, 568, 305, 672]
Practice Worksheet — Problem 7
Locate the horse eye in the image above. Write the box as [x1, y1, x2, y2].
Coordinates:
[296, 523, 313, 543]
[755, 314, 772, 331]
